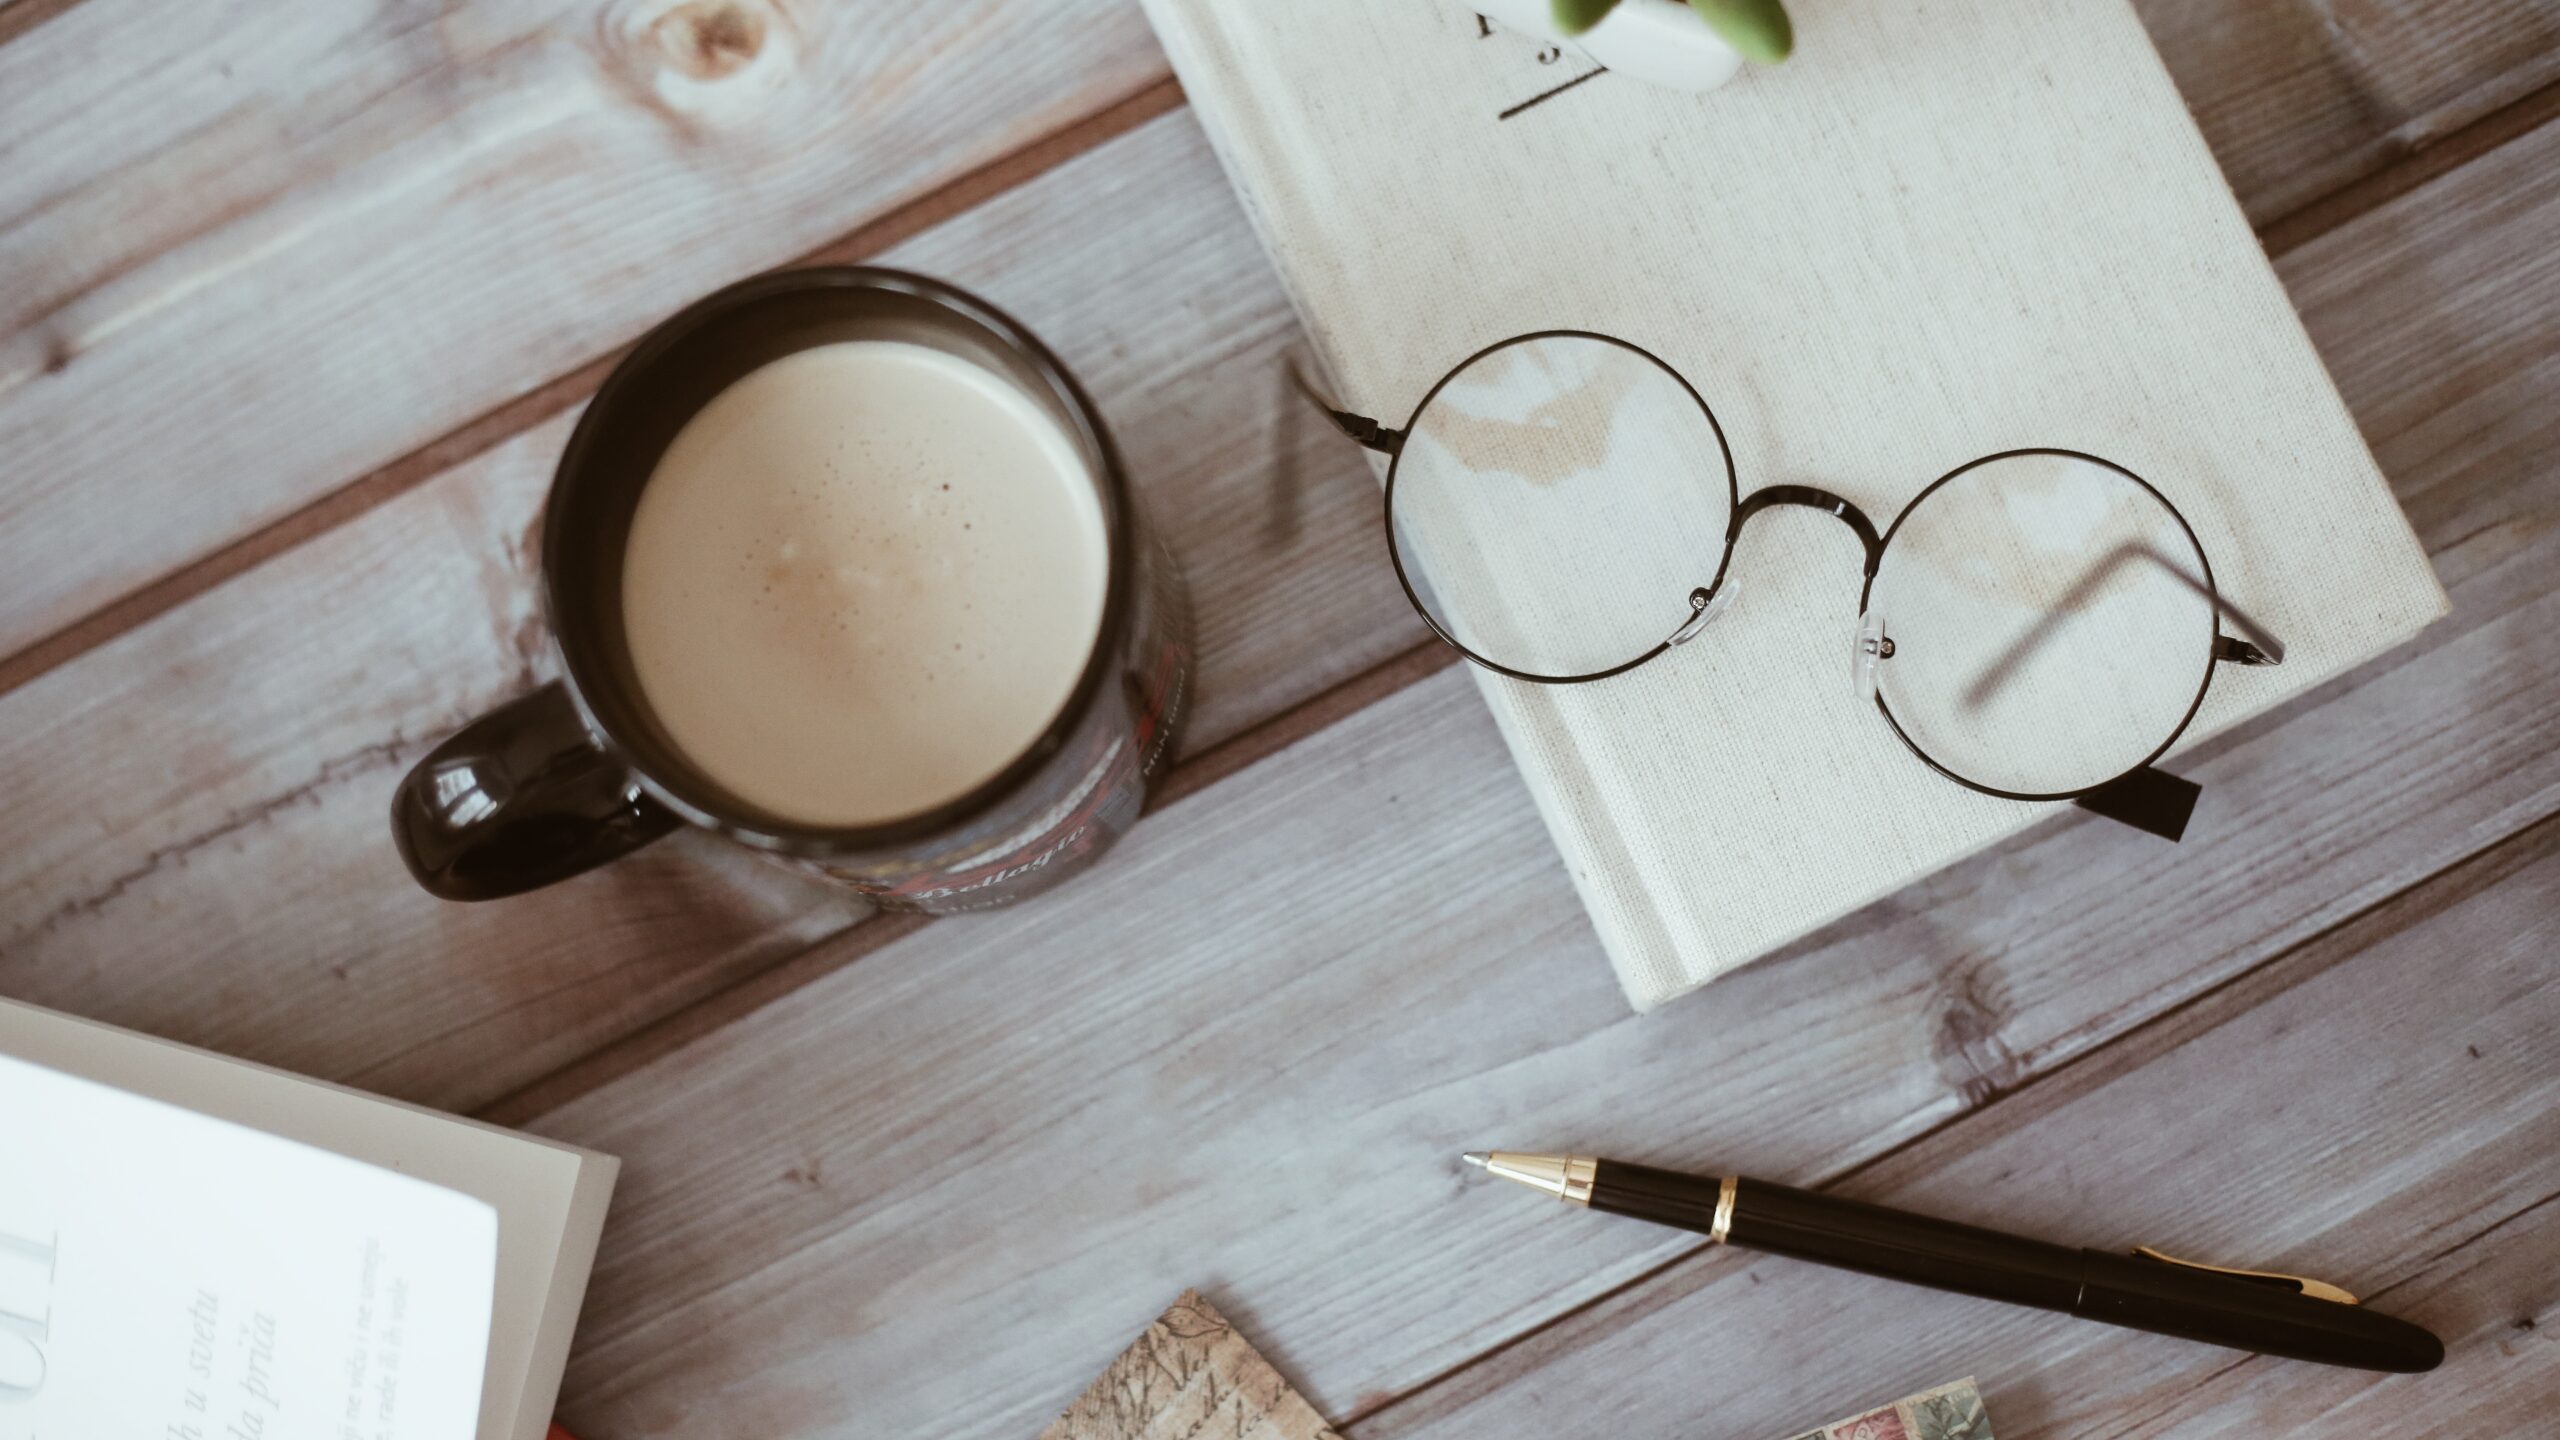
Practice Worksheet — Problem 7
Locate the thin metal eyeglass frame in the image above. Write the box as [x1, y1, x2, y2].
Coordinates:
[1296, 329, 2289, 832]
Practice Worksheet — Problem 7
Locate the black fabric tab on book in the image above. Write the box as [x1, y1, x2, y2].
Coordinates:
[2074, 766, 2201, 842]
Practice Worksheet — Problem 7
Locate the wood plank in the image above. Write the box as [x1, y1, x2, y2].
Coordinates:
[0, 112, 1410, 1112]
[0, 0, 81, 51]
[3, 0, 2551, 1185]
[533, 525, 2560, 1435]
[0, 75, 1187, 704]
[1360, 816, 2560, 1440]
[525, 113, 2560, 1429]
[2071, 1197, 2558, 1435]
[1, 0, 2550, 690]
[2131, 0, 2560, 227]
[0, 12, 2537, 1438]
[0, 8, 2519, 1424]
[0, 0, 1167, 660]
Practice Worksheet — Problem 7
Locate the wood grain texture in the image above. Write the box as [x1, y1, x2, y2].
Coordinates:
[0, 113, 1409, 1113]
[1362, 816, 2560, 1440]
[535, 535, 2559, 1437]
[1, 0, 2551, 692]
[0, 0, 2550, 1165]
[0, 0, 1167, 660]
[0, 72, 1188, 704]
[2132, 0, 2560, 227]
[2069, 1197, 2556, 1436]
[0, 5, 2543, 1438]
[527, 111, 2560, 1434]
[0, 0, 80, 50]
[2255, 70, 2560, 260]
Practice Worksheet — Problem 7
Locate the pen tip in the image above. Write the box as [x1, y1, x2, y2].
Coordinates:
[1460, 1151, 1490, 1169]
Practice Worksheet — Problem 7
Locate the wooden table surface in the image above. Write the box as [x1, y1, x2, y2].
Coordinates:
[3, 1, 2554, 1435]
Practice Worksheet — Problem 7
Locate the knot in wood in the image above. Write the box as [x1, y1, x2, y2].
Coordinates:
[603, 0, 801, 129]
[653, 0, 768, 82]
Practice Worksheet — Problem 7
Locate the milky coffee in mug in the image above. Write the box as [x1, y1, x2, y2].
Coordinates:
[392, 269, 1191, 910]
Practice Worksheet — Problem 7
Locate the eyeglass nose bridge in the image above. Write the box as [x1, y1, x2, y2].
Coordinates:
[1675, 485, 1886, 653]
[1726, 484, 1886, 574]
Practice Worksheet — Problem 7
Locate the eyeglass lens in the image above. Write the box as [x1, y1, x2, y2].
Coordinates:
[1866, 452, 2217, 796]
[1387, 333, 1735, 680]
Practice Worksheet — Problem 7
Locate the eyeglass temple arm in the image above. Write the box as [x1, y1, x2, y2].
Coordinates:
[1958, 540, 2286, 713]
[1946, 541, 2284, 846]
[1288, 356, 1405, 454]
[2075, 767, 2205, 844]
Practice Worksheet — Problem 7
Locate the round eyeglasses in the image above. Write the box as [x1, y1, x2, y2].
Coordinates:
[1301, 331, 2287, 840]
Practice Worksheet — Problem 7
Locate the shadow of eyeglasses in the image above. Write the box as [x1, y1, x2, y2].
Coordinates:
[1958, 541, 2287, 712]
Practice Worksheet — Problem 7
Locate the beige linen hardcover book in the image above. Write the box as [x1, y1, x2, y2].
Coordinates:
[0, 998, 616, 1440]
[1139, 0, 2444, 1008]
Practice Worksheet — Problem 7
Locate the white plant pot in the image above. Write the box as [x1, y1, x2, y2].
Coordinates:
[1469, 0, 1746, 94]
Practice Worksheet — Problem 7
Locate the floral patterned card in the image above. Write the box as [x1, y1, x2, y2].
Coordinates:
[1780, 1377, 1994, 1440]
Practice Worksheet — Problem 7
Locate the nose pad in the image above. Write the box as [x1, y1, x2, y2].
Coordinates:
[1854, 611, 1895, 704]
[1666, 584, 1737, 648]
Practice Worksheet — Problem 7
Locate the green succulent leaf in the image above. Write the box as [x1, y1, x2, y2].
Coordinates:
[1689, 0, 1793, 62]
[1551, 0, 1622, 37]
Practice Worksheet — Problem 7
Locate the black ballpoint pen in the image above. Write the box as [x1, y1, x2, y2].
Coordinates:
[1461, 1152, 2443, 1373]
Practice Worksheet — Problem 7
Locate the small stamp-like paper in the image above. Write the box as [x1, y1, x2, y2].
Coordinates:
[1041, 1291, 1341, 1440]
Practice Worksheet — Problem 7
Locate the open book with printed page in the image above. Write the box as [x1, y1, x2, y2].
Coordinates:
[0, 998, 616, 1440]
[1136, 0, 2445, 1009]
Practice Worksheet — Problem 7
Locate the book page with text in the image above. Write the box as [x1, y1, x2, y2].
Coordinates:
[0, 1052, 498, 1440]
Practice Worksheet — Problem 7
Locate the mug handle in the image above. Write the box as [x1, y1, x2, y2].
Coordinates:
[391, 681, 680, 900]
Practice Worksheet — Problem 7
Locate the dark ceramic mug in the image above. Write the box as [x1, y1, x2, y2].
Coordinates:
[391, 268, 1191, 911]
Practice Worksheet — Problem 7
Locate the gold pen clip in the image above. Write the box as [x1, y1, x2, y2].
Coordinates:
[2132, 1246, 2359, 1305]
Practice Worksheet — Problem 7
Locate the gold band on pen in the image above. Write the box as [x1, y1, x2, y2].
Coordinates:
[1561, 1155, 1596, 1206]
[1710, 1175, 1738, 1243]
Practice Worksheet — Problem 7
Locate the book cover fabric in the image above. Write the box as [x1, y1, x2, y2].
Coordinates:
[1139, 0, 2446, 1008]
[0, 1051, 498, 1439]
